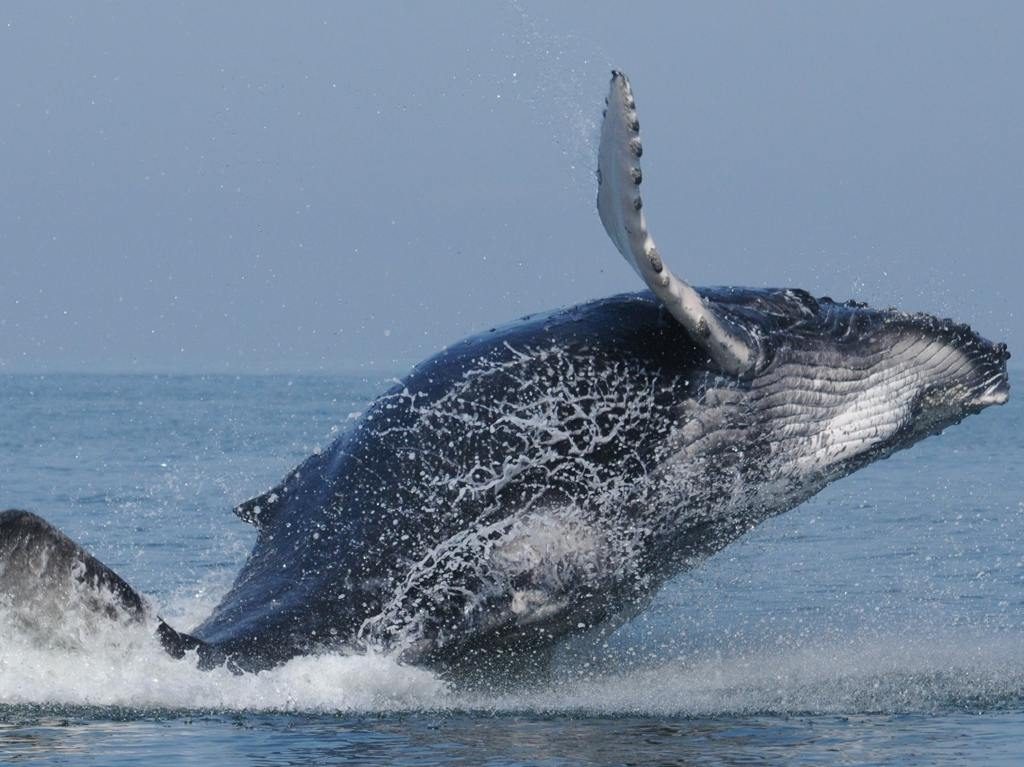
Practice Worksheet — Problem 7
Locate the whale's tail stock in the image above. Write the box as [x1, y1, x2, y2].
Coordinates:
[0, 509, 213, 665]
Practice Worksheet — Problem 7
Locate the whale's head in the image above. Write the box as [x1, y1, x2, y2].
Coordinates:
[834, 302, 1010, 455]
[598, 70, 1009, 475]
[871, 308, 1010, 417]
[709, 287, 1011, 472]
[596, 68, 1010, 445]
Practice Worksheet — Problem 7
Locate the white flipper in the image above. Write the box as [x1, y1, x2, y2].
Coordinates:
[597, 71, 758, 377]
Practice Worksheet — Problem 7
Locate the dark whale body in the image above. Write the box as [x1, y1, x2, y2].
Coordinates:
[197, 290, 747, 670]
[196, 292, 698, 669]
[191, 286, 1010, 675]
[0, 72, 1010, 680]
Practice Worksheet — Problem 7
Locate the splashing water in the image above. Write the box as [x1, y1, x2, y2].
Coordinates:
[2, 579, 1022, 716]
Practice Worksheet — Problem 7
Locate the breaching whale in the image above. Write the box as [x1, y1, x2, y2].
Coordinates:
[0, 71, 1010, 679]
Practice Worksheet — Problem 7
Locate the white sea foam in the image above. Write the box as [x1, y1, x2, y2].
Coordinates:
[0, 609, 450, 712]
[2, 586, 1021, 715]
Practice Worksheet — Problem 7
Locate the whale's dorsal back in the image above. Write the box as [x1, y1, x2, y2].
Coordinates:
[597, 71, 760, 378]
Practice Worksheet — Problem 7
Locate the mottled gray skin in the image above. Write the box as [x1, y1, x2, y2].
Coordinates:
[185, 287, 1008, 674]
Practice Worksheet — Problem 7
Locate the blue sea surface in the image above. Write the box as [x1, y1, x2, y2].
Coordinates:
[0, 372, 1021, 766]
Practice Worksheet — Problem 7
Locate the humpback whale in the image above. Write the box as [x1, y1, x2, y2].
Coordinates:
[0, 72, 1010, 679]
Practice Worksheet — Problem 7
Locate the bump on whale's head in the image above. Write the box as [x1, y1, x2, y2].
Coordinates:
[707, 287, 1010, 458]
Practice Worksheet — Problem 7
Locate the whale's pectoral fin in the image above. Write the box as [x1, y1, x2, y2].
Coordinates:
[597, 70, 760, 378]
[0, 509, 217, 665]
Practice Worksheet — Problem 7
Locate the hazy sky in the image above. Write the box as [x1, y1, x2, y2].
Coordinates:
[1, 2, 1021, 374]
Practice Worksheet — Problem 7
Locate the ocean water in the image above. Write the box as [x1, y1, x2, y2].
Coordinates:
[0, 372, 1021, 766]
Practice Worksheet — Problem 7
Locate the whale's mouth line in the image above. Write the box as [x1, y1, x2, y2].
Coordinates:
[972, 368, 1010, 407]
